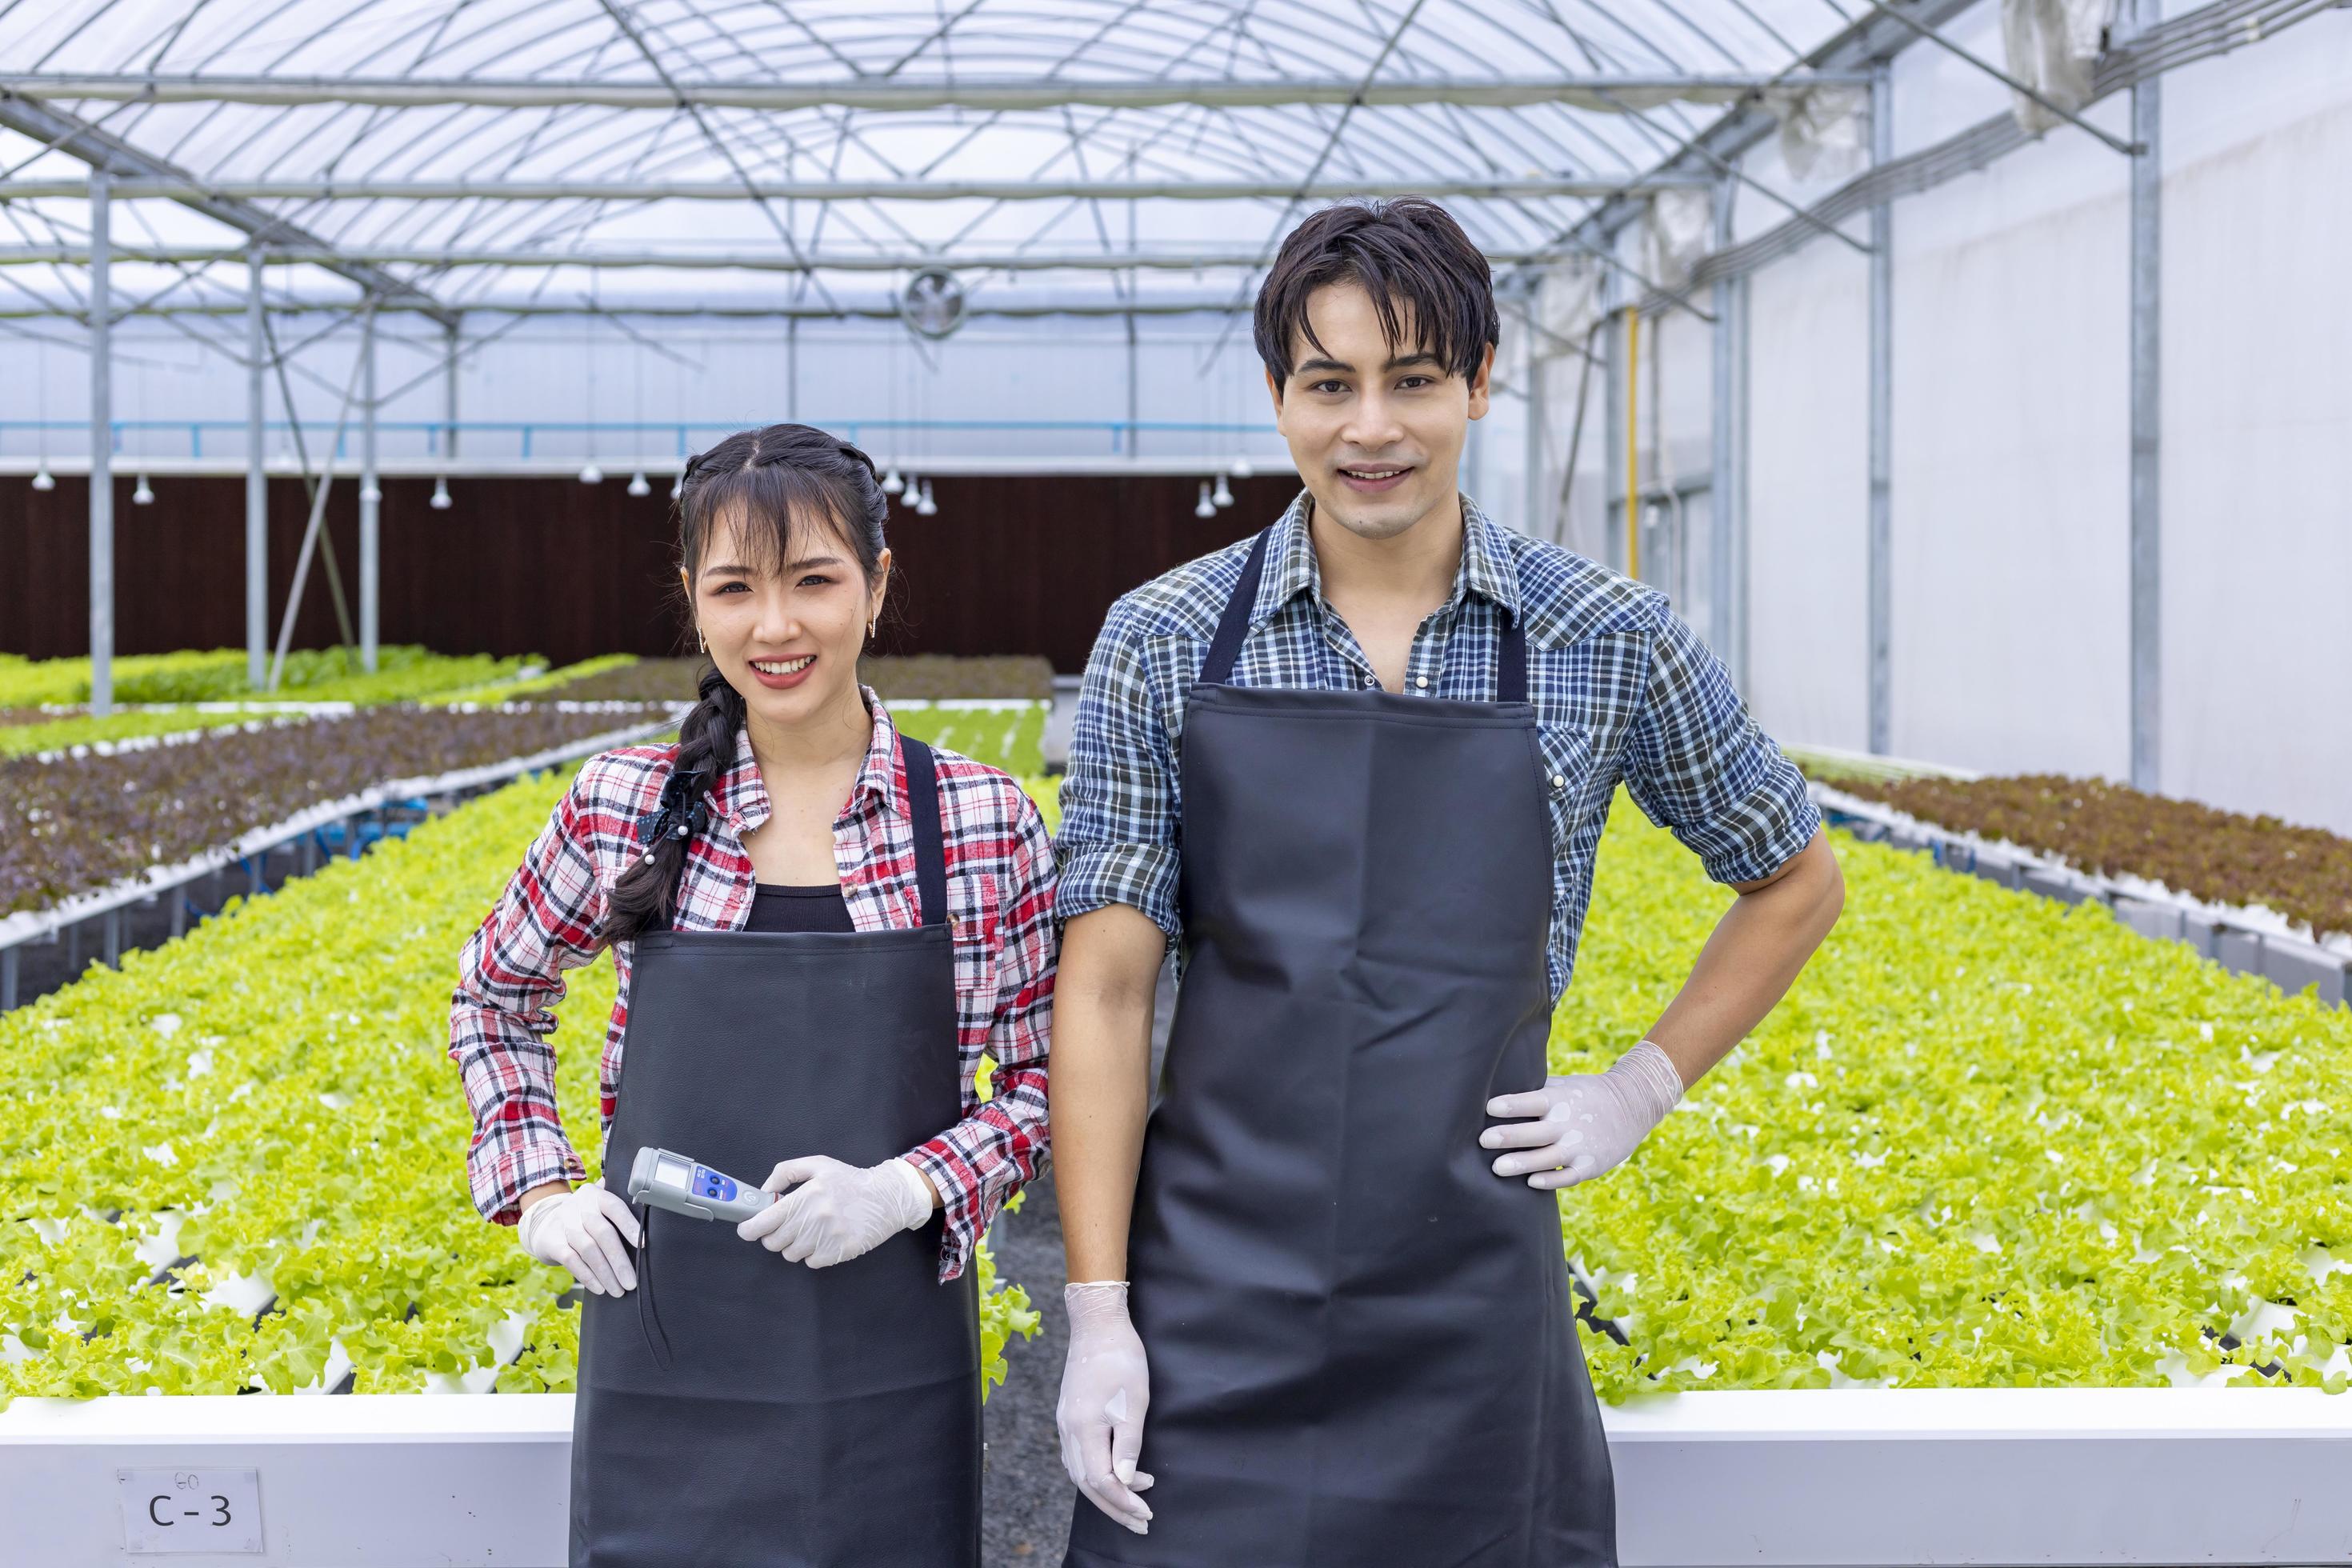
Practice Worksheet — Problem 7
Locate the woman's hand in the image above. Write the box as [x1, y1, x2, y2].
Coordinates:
[737, 1155, 936, 1268]
[518, 1182, 642, 1294]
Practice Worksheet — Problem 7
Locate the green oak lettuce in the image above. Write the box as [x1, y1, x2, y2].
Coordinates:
[0, 765, 1042, 1406]
[1557, 795, 2352, 1399]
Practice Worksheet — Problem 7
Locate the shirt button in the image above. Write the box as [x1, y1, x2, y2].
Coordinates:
[1551, 774, 1567, 790]
[1364, 675, 1378, 689]
[1414, 675, 1430, 690]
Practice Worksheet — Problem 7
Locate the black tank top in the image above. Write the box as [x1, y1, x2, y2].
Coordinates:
[743, 882, 855, 934]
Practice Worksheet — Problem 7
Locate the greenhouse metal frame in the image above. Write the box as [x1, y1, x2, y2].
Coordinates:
[6, 0, 2322, 766]
[4, 4, 2350, 1558]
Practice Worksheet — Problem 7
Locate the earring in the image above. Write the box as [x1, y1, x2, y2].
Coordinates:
[696, 625, 706, 654]
[866, 617, 876, 641]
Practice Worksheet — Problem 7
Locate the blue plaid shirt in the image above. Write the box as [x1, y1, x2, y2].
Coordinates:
[1056, 489, 1820, 1003]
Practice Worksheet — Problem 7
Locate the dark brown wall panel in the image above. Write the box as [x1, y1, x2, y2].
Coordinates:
[1, 471, 1295, 671]
[878, 473, 1291, 670]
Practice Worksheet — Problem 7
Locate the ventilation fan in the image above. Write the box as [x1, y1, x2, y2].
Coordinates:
[898, 267, 967, 340]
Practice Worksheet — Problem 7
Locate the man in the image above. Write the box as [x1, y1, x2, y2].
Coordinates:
[1050, 197, 1844, 1567]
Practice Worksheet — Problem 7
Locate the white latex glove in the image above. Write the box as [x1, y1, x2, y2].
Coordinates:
[1058, 1281, 1154, 1534]
[1482, 1038, 1686, 1190]
[517, 1182, 642, 1295]
[736, 1155, 934, 1269]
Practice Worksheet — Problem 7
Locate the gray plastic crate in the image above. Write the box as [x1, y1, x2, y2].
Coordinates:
[2179, 912, 2222, 959]
[1963, 847, 2022, 890]
[2262, 943, 2349, 1007]
[2024, 868, 2093, 906]
[2216, 930, 2266, 977]
[2113, 898, 2184, 943]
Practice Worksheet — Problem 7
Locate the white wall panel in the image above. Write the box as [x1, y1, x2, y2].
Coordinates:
[1735, 4, 2352, 831]
[1746, 238, 1871, 753]
[1885, 126, 2133, 779]
[2161, 16, 2352, 834]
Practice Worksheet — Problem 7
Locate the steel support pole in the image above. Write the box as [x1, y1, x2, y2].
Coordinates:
[1523, 322, 1548, 542]
[1602, 270, 1625, 574]
[359, 308, 379, 672]
[1867, 62, 1895, 756]
[87, 169, 114, 718]
[246, 246, 268, 687]
[1710, 176, 1740, 668]
[2128, 9, 2162, 794]
[1125, 160, 1138, 461]
[1125, 313, 1139, 459]
[1734, 270, 1754, 690]
[1463, 374, 1486, 510]
[443, 320, 460, 462]
[1626, 308, 1642, 582]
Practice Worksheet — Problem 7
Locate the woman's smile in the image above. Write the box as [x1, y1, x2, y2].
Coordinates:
[746, 654, 818, 690]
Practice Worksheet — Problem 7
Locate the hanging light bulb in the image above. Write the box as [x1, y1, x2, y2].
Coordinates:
[578, 462, 604, 485]
[626, 470, 650, 497]
[914, 480, 938, 517]
[359, 480, 382, 503]
[670, 470, 684, 501]
[902, 474, 920, 510]
[1211, 472, 1234, 508]
[430, 475, 453, 510]
[30, 460, 55, 491]
[1194, 481, 1216, 520]
[881, 465, 904, 495]
[133, 473, 155, 506]
[1231, 454, 1254, 480]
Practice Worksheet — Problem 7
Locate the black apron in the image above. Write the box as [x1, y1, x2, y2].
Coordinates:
[1066, 526, 1616, 1567]
[570, 736, 982, 1568]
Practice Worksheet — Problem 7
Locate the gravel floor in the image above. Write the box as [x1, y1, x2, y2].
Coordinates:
[982, 1168, 1075, 1566]
[982, 951, 1176, 1566]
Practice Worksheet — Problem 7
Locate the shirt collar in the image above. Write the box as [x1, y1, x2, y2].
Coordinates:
[708, 684, 902, 834]
[1253, 486, 1523, 631]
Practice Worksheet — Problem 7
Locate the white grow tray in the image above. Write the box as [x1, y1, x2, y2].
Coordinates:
[2, 1389, 2348, 1566]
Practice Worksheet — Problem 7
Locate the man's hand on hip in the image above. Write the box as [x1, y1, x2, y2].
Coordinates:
[1481, 1039, 1685, 1190]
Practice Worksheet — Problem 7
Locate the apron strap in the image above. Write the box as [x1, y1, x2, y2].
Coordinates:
[898, 734, 951, 929]
[1496, 614, 1529, 704]
[1197, 522, 1533, 702]
[1198, 526, 1274, 688]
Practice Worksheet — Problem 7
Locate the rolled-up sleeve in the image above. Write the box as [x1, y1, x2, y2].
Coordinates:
[1055, 594, 1183, 939]
[1622, 602, 1820, 886]
[904, 782, 1058, 1282]
[447, 770, 606, 1225]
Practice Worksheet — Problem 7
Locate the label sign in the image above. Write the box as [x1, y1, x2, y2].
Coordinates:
[118, 1467, 264, 1554]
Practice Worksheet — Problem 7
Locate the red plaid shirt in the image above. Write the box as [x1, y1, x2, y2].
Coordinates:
[448, 690, 1054, 1282]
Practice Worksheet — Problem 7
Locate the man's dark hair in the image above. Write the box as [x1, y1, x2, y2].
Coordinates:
[1253, 197, 1499, 395]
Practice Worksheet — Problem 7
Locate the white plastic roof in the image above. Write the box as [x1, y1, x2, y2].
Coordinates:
[0, 0, 1874, 319]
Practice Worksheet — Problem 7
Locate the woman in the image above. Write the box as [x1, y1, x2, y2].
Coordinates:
[447, 423, 1055, 1567]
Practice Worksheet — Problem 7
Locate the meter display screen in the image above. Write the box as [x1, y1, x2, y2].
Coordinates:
[626, 1145, 773, 1222]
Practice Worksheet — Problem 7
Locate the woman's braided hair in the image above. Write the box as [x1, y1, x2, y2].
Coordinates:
[602, 424, 890, 942]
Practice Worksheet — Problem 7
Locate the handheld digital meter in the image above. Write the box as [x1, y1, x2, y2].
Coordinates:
[626, 1146, 778, 1224]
